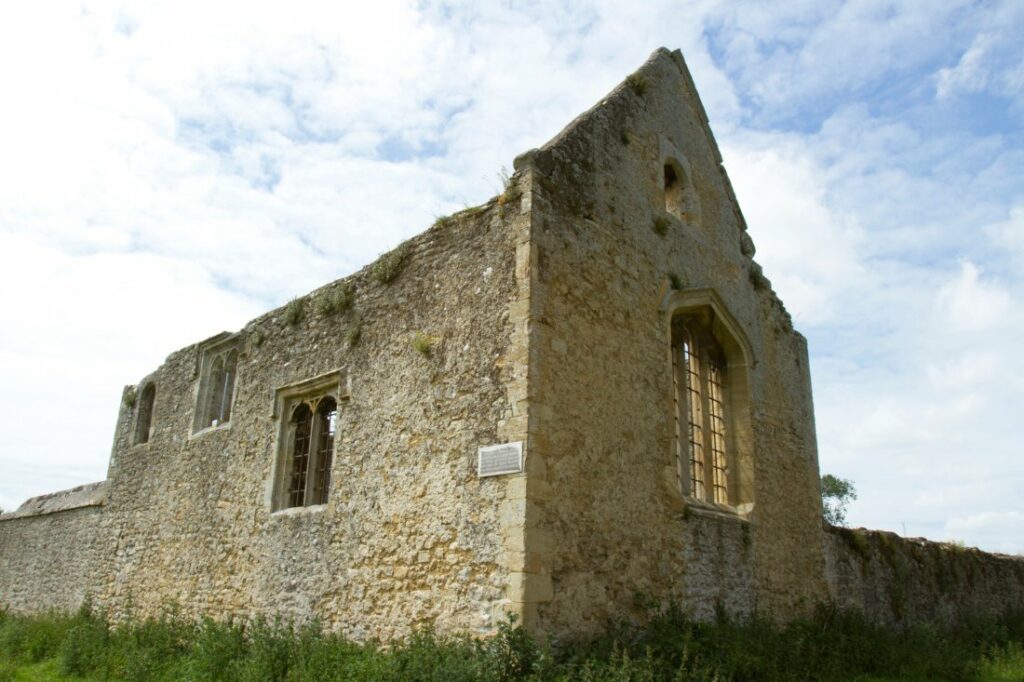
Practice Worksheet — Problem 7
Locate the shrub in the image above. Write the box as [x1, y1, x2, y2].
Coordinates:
[652, 216, 670, 236]
[58, 601, 110, 677]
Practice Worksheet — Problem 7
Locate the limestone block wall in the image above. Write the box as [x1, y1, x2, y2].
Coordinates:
[514, 48, 827, 636]
[825, 526, 1024, 626]
[64, 195, 532, 640]
[0, 483, 109, 614]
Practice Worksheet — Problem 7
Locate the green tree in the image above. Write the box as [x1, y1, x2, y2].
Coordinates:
[821, 474, 857, 526]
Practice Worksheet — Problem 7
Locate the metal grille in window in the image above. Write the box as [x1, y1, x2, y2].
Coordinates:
[311, 397, 337, 505]
[673, 315, 732, 506]
[288, 404, 313, 507]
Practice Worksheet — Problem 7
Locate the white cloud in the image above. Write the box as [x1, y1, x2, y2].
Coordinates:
[936, 33, 995, 99]
[935, 261, 1013, 332]
[722, 136, 864, 324]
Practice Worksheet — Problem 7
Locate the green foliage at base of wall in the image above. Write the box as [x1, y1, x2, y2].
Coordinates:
[3, 601, 1024, 681]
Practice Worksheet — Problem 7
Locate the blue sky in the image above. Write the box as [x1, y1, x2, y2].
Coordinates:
[0, 1, 1021, 554]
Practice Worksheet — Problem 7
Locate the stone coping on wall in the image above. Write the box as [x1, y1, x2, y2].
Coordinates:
[829, 525, 1024, 564]
[0, 481, 108, 520]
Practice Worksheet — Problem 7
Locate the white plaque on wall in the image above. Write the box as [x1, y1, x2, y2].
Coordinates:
[477, 441, 524, 478]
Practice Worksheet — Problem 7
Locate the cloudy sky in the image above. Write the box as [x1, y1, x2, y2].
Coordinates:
[0, 1, 1021, 554]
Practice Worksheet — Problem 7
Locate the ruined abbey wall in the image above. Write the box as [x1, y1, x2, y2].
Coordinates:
[2, 48, 1021, 641]
[0, 483, 109, 614]
[514, 48, 826, 636]
[2, 196, 534, 641]
[825, 527, 1024, 627]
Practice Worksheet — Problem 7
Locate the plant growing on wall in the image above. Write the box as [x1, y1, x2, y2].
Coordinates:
[284, 298, 304, 326]
[372, 243, 410, 284]
[822, 474, 857, 526]
[411, 332, 438, 357]
[316, 283, 355, 316]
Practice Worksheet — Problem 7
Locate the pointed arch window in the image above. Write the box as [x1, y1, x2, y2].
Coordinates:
[664, 291, 756, 514]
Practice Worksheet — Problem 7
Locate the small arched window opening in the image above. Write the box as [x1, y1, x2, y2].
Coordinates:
[662, 158, 700, 223]
[134, 383, 156, 445]
[664, 163, 683, 216]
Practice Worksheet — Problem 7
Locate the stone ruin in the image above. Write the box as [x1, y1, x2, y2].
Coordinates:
[2, 48, 1022, 640]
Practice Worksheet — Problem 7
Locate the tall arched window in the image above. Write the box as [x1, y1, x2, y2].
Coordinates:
[134, 383, 156, 445]
[665, 291, 758, 513]
[673, 319, 729, 504]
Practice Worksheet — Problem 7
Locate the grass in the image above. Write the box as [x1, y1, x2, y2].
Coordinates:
[372, 243, 410, 284]
[282, 298, 303, 326]
[1, 603, 1023, 681]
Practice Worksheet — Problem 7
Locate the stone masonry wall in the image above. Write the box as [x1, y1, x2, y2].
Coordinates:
[825, 526, 1024, 626]
[513, 48, 826, 637]
[0, 483, 109, 614]
[0, 193, 532, 641]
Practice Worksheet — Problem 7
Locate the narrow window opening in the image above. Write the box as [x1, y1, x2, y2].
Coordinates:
[664, 163, 684, 218]
[218, 350, 237, 424]
[134, 383, 156, 445]
[204, 357, 225, 428]
[311, 397, 337, 505]
[288, 403, 313, 507]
